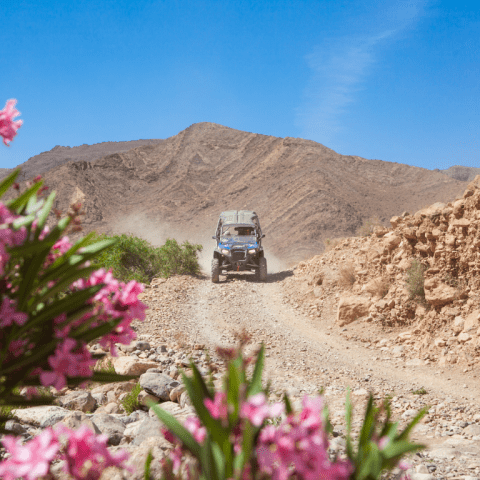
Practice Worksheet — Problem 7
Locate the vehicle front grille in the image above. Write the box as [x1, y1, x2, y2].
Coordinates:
[231, 249, 246, 261]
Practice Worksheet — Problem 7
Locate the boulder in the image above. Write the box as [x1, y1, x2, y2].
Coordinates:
[61, 411, 101, 434]
[91, 381, 135, 396]
[13, 406, 70, 427]
[336, 295, 372, 326]
[424, 277, 457, 306]
[383, 232, 401, 250]
[140, 372, 179, 401]
[138, 390, 160, 407]
[91, 413, 126, 446]
[130, 416, 169, 446]
[390, 216, 401, 228]
[112, 357, 159, 376]
[463, 311, 480, 333]
[57, 391, 96, 413]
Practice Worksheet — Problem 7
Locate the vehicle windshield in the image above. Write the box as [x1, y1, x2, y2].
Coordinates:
[222, 225, 255, 237]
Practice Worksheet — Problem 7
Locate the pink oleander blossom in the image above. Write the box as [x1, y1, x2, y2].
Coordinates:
[57, 424, 131, 479]
[0, 297, 28, 327]
[0, 99, 22, 146]
[204, 392, 228, 420]
[72, 268, 147, 353]
[256, 395, 352, 480]
[7, 338, 27, 357]
[184, 416, 207, 444]
[0, 428, 59, 480]
[40, 338, 95, 390]
[240, 392, 284, 427]
[45, 235, 72, 266]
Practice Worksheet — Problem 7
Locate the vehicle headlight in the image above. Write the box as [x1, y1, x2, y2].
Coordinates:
[221, 249, 230, 255]
[248, 249, 257, 254]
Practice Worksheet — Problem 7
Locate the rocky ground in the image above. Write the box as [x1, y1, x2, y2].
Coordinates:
[5, 176, 480, 479]
[7, 270, 480, 479]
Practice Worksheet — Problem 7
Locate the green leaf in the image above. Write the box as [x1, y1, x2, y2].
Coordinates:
[356, 442, 383, 480]
[226, 361, 242, 420]
[89, 372, 137, 383]
[36, 191, 56, 228]
[238, 421, 256, 475]
[36, 265, 99, 302]
[1, 338, 59, 374]
[211, 442, 226, 480]
[150, 403, 201, 456]
[382, 439, 425, 460]
[358, 395, 375, 448]
[0, 169, 20, 197]
[345, 389, 354, 460]
[80, 238, 118, 255]
[21, 286, 100, 333]
[0, 395, 55, 407]
[181, 370, 227, 446]
[283, 392, 293, 415]
[143, 450, 153, 480]
[7, 181, 43, 212]
[247, 343, 264, 396]
[397, 406, 428, 441]
[70, 317, 124, 344]
[17, 246, 52, 309]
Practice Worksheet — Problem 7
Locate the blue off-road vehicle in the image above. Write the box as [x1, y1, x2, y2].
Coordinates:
[211, 210, 267, 283]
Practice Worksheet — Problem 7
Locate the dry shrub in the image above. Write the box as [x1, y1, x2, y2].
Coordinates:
[356, 216, 383, 237]
[405, 259, 426, 300]
[369, 276, 390, 298]
[338, 263, 356, 289]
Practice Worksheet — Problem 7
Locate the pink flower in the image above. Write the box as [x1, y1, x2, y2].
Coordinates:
[0, 99, 22, 146]
[7, 338, 27, 357]
[72, 268, 147, 353]
[40, 338, 95, 390]
[0, 297, 28, 327]
[184, 416, 207, 444]
[204, 392, 228, 420]
[255, 395, 352, 480]
[0, 428, 59, 480]
[57, 424, 130, 479]
[240, 393, 271, 427]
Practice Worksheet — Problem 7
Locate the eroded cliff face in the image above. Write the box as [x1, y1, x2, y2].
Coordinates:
[285, 175, 480, 368]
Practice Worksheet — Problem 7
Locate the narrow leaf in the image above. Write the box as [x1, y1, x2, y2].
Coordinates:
[0, 169, 20, 197]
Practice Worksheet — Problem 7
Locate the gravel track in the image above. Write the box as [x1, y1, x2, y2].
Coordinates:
[136, 271, 480, 477]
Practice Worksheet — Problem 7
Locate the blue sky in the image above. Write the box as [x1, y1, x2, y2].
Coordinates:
[1, 0, 478, 171]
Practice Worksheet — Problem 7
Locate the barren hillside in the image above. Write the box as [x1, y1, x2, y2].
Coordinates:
[32, 123, 469, 264]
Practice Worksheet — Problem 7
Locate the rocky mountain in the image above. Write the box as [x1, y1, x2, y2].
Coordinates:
[1, 139, 164, 181]
[31, 122, 470, 265]
[439, 165, 480, 182]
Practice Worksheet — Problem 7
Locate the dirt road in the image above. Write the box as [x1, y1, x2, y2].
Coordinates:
[137, 271, 480, 476]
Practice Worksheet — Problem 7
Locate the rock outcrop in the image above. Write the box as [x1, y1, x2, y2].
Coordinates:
[284, 175, 480, 367]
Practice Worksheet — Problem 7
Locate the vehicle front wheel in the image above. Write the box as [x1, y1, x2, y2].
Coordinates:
[259, 257, 267, 282]
[211, 258, 220, 283]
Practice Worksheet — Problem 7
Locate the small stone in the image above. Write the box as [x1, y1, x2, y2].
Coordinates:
[416, 465, 429, 474]
[169, 385, 186, 402]
[58, 391, 96, 413]
[140, 372, 178, 401]
[61, 412, 101, 434]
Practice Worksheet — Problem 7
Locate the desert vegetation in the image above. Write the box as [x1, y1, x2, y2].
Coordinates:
[84, 232, 202, 284]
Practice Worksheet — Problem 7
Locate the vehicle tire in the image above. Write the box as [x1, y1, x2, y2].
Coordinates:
[211, 258, 220, 283]
[259, 257, 267, 282]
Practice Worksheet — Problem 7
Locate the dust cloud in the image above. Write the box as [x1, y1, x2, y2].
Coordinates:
[107, 213, 288, 275]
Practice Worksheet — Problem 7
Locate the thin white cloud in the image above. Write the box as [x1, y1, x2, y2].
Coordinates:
[295, 1, 429, 146]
